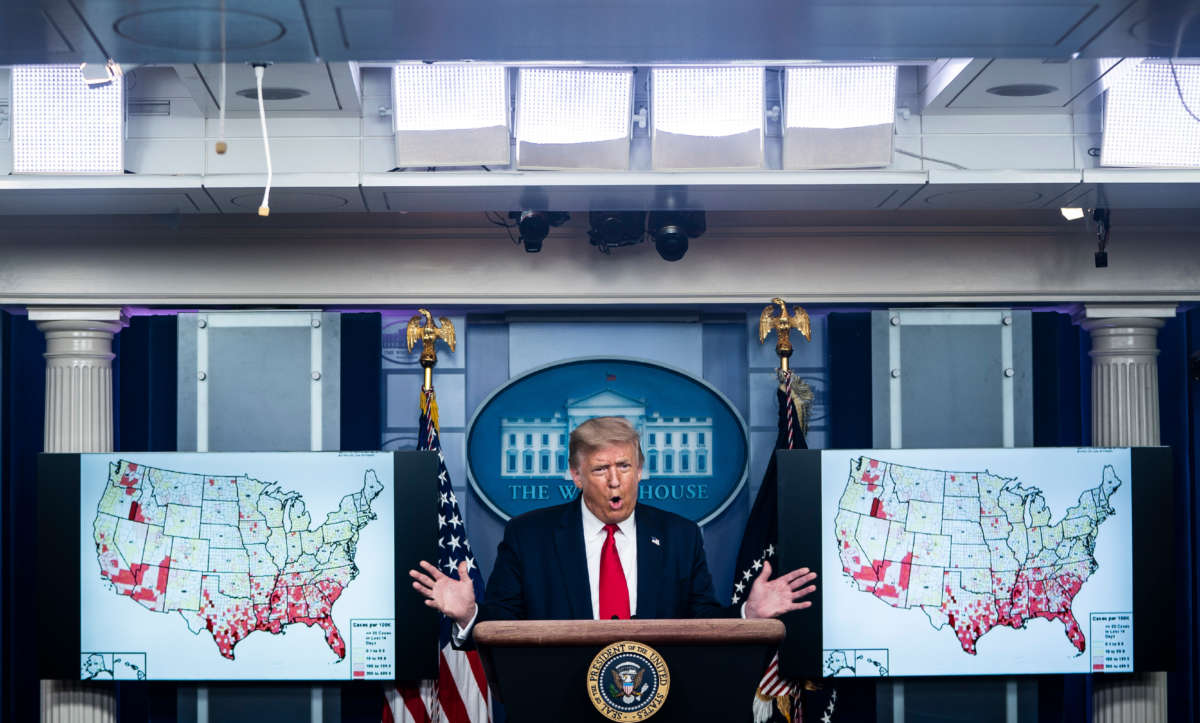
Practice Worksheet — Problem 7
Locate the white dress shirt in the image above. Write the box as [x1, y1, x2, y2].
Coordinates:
[581, 503, 638, 619]
[453, 504, 639, 642]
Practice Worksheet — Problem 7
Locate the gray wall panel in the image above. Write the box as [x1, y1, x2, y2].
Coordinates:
[175, 311, 343, 723]
[872, 310, 893, 448]
[463, 319, 511, 581]
[900, 325, 1003, 448]
[867, 308, 1036, 723]
[321, 313, 341, 451]
[176, 314, 198, 451]
[208, 327, 310, 452]
[1012, 310, 1034, 447]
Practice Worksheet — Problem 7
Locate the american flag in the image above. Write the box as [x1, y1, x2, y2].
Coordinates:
[385, 388, 491, 723]
[732, 370, 807, 723]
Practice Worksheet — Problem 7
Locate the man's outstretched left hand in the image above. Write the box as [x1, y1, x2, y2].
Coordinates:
[743, 561, 817, 619]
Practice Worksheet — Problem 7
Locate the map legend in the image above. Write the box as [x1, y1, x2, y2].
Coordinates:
[351, 619, 395, 679]
[1089, 612, 1133, 672]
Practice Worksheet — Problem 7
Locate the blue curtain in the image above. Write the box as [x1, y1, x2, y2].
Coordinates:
[1158, 311, 1197, 723]
[340, 313, 383, 453]
[336, 312, 387, 722]
[1, 312, 44, 722]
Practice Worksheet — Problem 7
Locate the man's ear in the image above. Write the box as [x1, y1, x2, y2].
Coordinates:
[570, 468, 583, 490]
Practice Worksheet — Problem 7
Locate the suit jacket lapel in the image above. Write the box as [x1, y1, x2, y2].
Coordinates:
[554, 497, 593, 619]
[636, 506, 663, 618]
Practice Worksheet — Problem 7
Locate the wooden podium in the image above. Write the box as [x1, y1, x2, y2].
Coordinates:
[474, 619, 784, 722]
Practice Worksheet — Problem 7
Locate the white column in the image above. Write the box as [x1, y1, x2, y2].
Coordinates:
[27, 307, 127, 723]
[1077, 304, 1175, 723]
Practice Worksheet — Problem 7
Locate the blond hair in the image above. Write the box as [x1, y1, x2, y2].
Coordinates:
[568, 416, 644, 470]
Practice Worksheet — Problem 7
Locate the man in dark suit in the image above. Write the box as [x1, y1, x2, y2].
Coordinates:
[411, 416, 816, 631]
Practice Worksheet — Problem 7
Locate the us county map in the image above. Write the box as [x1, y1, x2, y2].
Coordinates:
[91, 460, 383, 660]
[834, 457, 1121, 655]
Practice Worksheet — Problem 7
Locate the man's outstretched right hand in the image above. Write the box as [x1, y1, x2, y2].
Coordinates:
[410, 560, 476, 628]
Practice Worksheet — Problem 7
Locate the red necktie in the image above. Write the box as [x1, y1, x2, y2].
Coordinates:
[598, 523, 631, 620]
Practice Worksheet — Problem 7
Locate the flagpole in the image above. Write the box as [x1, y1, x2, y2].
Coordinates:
[389, 309, 490, 723]
[737, 298, 817, 723]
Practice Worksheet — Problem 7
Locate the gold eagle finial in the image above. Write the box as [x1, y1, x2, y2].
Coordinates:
[406, 309, 456, 390]
[758, 297, 811, 372]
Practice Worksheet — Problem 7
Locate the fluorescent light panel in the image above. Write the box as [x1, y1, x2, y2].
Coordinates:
[785, 65, 897, 129]
[1102, 60, 1200, 168]
[516, 68, 632, 144]
[12, 64, 124, 174]
[392, 64, 507, 132]
[652, 66, 763, 137]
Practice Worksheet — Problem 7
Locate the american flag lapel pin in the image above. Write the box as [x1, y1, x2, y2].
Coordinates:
[650, 536, 661, 546]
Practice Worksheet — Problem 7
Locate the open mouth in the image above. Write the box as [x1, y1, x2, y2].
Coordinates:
[609, 495, 623, 509]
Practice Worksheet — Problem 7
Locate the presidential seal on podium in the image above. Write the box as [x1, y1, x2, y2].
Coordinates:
[586, 640, 670, 721]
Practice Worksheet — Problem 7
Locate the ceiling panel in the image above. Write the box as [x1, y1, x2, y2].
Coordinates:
[947, 60, 1077, 110]
[902, 183, 1084, 209]
[1063, 185, 1200, 209]
[2, 0, 1196, 66]
[922, 58, 1136, 114]
[207, 186, 367, 213]
[305, 0, 1155, 64]
[0, 189, 217, 214]
[369, 185, 918, 213]
[191, 63, 346, 113]
[63, 0, 314, 64]
[0, 3, 100, 64]
[361, 172, 926, 212]
[1098, 1, 1200, 57]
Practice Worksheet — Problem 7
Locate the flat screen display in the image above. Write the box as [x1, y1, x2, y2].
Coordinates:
[75, 452, 397, 681]
[819, 448, 1138, 677]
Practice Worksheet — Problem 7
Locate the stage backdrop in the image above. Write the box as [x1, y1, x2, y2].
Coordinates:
[379, 311, 830, 602]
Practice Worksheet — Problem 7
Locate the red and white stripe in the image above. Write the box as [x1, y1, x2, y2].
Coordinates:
[385, 645, 490, 723]
[757, 652, 799, 698]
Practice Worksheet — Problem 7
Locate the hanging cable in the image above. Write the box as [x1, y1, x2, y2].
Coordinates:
[216, 0, 228, 154]
[254, 63, 272, 216]
[1169, 6, 1200, 124]
[1171, 6, 1200, 123]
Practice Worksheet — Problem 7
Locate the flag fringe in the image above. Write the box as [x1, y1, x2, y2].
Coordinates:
[777, 369, 813, 435]
[753, 692, 777, 723]
[420, 388, 440, 430]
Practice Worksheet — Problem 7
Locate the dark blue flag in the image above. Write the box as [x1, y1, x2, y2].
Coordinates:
[387, 388, 490, 723]
[733, 371, 808, 722]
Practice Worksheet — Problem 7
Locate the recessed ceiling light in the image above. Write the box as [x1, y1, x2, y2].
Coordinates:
[985, 83, 1058, 97]
[235, 87, 309, 101]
